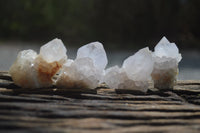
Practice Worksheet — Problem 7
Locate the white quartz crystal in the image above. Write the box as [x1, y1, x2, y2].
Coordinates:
[122, 47, 154, 81]
[103, 47, 153, 92]
[56, 58, 101, 89]
[154, 37, 181, 62]
[76, 42, 108, 71]
[152, 37, 182, 89]
[103, 66, 124, 89]
[56, 42, 107, 89]
[9, 50, 39, 88]
[9, 38, 67, 88]
[40, 38, 67, 63]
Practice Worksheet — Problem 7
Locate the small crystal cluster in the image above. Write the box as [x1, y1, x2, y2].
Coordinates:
[9, 38, 67, 88]
[9, 36, 182, 91]
[103, 48, 154, 92]
[56, 42, 107, 89]
[151, 37, 182, 89]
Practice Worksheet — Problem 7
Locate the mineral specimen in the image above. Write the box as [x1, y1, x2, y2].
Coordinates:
[103, 47, 154, 92]
[76, 42, 108, 72]
[9, 38, 67, 88]
[9, 36, 182, 91]
[151, 37, 182, 89]
[56, 42, 108, 89]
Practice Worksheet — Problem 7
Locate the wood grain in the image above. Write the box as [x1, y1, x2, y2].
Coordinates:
[0, 71, 200, 133]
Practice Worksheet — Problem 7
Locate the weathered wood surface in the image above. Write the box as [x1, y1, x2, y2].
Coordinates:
[0, 71, 200, 133]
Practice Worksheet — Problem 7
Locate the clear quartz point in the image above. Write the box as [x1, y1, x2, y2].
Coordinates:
[152, 36, 182, 89]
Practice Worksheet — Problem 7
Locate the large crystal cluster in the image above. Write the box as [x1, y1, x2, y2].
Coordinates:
[103, 48, 154, 92]
[56, 42, 108, 89]
[151, 37, 182, 89]
[9, 36, 182, 91]
[9, 38, 67, 88]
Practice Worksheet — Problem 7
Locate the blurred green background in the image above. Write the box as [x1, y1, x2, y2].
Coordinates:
[0, 0, 200, 49]
[0, 0, 200, 80]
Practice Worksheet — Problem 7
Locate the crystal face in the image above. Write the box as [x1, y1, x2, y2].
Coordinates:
[154, 37, 182, 62]
[151, 37, 182, 89]
[122, 47, 154, 81]
[9, 38, 67, 88]
[103, 47, 153, 92]
[76, 42, 108, 72]
[40, 38, 67, 63]
[56, 42, 107, 89]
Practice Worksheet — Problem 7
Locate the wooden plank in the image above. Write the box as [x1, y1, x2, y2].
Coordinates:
[0, 71, 200, 132]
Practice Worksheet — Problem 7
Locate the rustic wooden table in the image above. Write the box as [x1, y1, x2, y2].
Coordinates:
[0, 71, 200, 133]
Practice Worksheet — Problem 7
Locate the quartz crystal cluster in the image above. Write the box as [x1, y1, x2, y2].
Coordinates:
[9, 36, 181, 91]
[151, 37, 182, 89]
[56, 42, 108, 89]
[9, 38, 67, 88]
[103, 48, 154, 92]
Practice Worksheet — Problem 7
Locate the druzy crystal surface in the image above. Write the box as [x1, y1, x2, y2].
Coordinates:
[9, 50, 38, 88]
[56, 42, 107, 89]
[9, 38, 67, 88]
[104, 47, 154, 92]
[151, 37, 182, 89]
